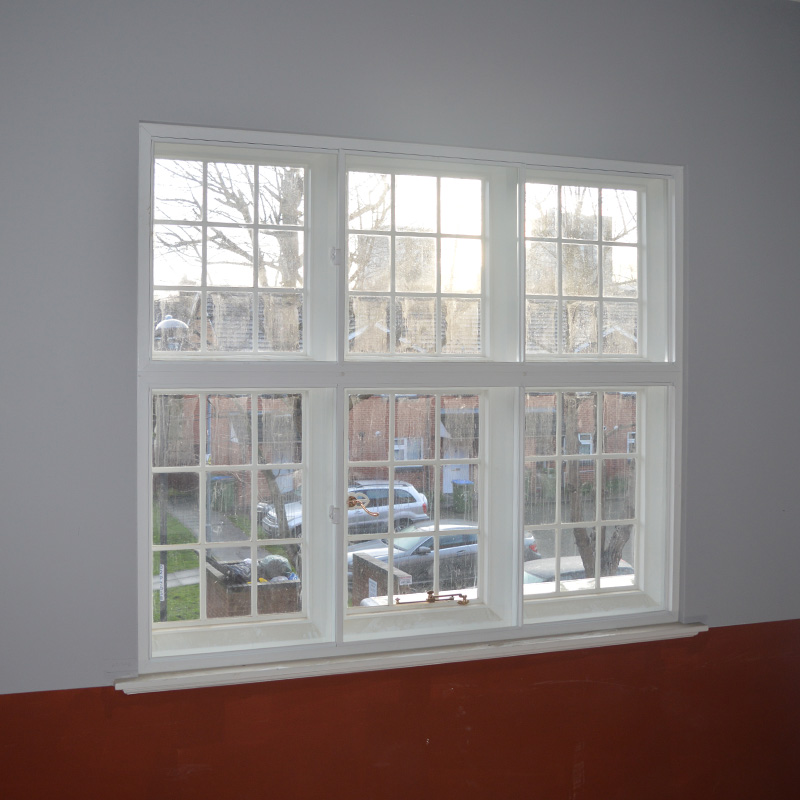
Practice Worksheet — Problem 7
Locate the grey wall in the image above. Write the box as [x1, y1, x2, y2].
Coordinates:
[1, 0, 798, 695]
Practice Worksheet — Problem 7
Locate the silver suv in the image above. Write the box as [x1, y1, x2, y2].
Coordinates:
[258, 480, 429, 537]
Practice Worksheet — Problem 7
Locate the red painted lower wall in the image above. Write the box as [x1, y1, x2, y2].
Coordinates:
[2, 620, 799, 799]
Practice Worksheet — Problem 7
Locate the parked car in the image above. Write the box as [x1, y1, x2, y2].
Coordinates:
[258, 480, 429, 538]
[348, 519, 540, 591]
[523, 556, 634, 584]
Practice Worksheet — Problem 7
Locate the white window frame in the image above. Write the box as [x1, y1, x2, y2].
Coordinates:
[123, 123, 699, 695]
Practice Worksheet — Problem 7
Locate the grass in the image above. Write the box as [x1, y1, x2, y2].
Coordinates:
[152, 585, 200, 623]
[230, 514, 251, 535]
[152, 506, 198, 575]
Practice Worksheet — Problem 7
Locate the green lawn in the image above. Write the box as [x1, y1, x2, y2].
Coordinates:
[152, 584, 199, 623]
[152, 507, 197, 575]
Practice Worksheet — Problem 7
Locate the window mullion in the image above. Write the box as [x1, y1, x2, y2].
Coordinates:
[598, 189, 604, 357]
[250, 392, 258, 617]
[517, 167, 526, 361]
[201, 163, 209, 354]
[333, 384, 346, 644]
[595, 391, 603, 583]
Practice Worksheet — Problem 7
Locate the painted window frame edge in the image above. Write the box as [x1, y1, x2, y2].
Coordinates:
[132, 121, 691, 692]
[118, 621, 706, 694]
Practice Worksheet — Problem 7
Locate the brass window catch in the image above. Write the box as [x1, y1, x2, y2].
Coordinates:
[347, 493, 379, 517]
[395, 590, 469, 606]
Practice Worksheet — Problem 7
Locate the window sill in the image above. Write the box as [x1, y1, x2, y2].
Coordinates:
[116, 622, 707, 695]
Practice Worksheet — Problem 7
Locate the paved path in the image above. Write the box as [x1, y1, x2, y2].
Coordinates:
[153, 568, 199, 591]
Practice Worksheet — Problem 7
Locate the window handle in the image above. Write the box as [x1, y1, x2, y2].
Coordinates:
[347, 493, 379, 517]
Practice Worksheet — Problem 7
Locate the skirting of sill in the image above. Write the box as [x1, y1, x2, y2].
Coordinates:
[116, 622, 707, 695]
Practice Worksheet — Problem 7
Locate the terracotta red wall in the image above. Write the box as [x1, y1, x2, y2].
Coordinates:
[2, 620, 798, 799]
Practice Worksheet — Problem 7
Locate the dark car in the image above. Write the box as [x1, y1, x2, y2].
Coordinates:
[348, 519, 540, 591]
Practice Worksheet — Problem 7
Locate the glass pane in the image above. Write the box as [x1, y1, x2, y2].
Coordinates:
[603, 245, 638, 297]
[153, 291, 201, 352]
[441, 394, 480, 458]
[442, 465, 479, 523]
[206, 162, 254, 224]
[523, 529, 556, 595]
[524, 461, 556, 524]
[562, 186, 598, 241]
[562, 244, 598, 296]
[396, 174, 436, 232]
[207, 471, 252, 542]
[207, 394, 251, 465]
[346, 466, 390, 536]
[526, 299, 558, 354]
[600, 525, 635, 587]
[207, 293, 253, 352]
[440, 177, 482, 236]
[395, 236, 436, 292]
[395, 394, 436, 461]
[563, 301, 598, 354]
[560, 528, 591, 559]
[258, 394, 302, 464]
[524, 393, 557, 455]
[153, 550, 199, 623]
[396, 297, 436, 353]
[348, 171, 391, 231]
[441, 238, 482, 293]
[525, 183, 558, 238]
[560, 528, 596, 590]
[258, 231, 304, 288]
[562, 392, 597, 455]
[208, 227, 254, 287]
[207, 546, 252, 619]
[525, 241, 557, 295]
[603, 392, 637, 454]
[153, 224, 202, 286]
[602, 188, 637, 243]
[258, 165, 305, 226]
[257, 469, 303, 539]
[256, 545, 302, 614]
[258, 292, 303, 352]
[602, 458, 636, 520]
[349, 234, 390, 292]
[349, 394, 390, 461]
[436, 529, 479, 592]
[602, 303, 638, 355]
[561, 460, 596, 523]
[153, 159, 203, 222]
[394, 467, 436, 526]
[152, 395, 200, 467]
[531, 528, 556, 559]
[441, 298, 481, 353]
[152, 473, 199, 544]
[349, 296, 390, 353]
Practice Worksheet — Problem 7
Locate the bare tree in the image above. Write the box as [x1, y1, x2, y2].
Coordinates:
[154, 159, 305, 289]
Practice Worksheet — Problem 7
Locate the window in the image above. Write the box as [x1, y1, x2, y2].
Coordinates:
[134, 124, 685, 685]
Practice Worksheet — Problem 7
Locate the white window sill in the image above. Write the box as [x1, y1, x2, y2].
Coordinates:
[116, 622, 707, 695]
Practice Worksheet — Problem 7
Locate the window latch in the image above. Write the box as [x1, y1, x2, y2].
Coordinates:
[329, 247, 342, 267]
[395, 590, 470, 606]
[347, 493, 379, 517]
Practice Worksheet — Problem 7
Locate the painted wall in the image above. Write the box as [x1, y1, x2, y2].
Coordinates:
[2, 621, 799, 798]
[1, 0, 799, 695]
